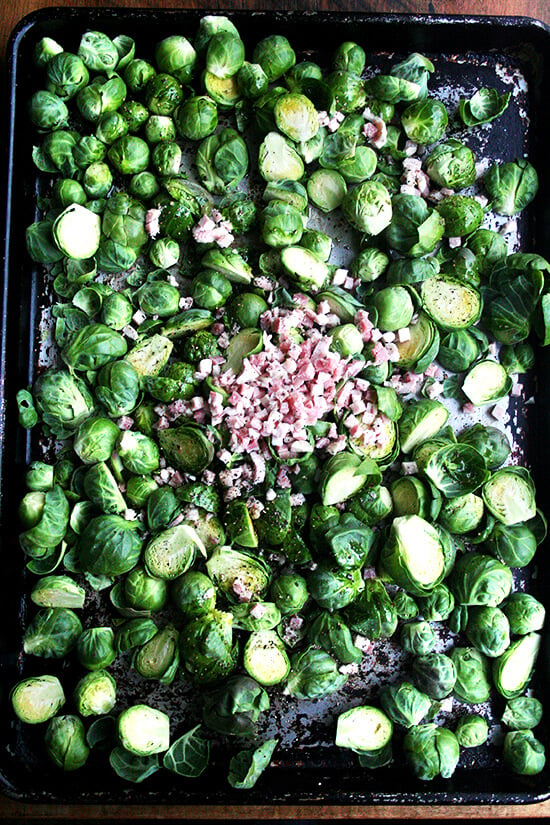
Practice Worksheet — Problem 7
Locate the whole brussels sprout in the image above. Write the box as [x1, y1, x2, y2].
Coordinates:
[403, 723, 459, 780]
[79, 514, 143, 576]
[46, 52, 90, 100]
[342, 180, 392, 235]
[76, 626, 117, 670]
[45, 715, 90, 770]
[73, 415, 120, 464]
[450, 646, 491, 703]
[155, 35, 197, 83]
[108, 135, 150, 174]
[400, 620, 436, 655]
[455, 713, 489, 748]
[380, 680, 433, 729]
[465, 605, 511, 658]
[425, 138, 477, 190]
[503, 730, 546, 775]
[172, 570, 217, 619]
[191, 270, 233, 309]
[253, 35, 296, 81]
[123, 58, 156, 94]
[270, 573, 309, 616]
[23, 608, 82, 659]
[502, 592, 546, 635]
[175, 95, 219, 140]
[124, 566, 168, 612]
[411, 652, 457, 700]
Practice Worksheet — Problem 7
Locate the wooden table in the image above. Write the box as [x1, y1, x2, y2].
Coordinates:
[2, 0, 550, 820]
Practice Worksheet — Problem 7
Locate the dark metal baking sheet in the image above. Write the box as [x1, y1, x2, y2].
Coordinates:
[2, 7, 550, 806]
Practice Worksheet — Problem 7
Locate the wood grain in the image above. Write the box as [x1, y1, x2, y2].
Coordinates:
[1, 0, 550, 819]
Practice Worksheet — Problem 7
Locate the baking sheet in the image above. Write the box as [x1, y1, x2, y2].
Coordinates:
[1, 8, 550, 805]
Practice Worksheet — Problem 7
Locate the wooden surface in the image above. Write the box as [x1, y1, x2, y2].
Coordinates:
[2, 0, 550, 820]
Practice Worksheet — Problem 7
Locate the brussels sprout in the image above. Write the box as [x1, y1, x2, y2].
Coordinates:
[380, 681, 433, 729]
[172, 570, 217, 619]
[206, 546, 271, 603]
[437, 194, 484, 238]
[120, 99, 149, 132]
[449, 552, 513, 607]
[226, 292, 268, 329]
[19, 485, 70, 556]
[393, 591, 419, 621]
[385, 194, 445, 257]
[190, 269, 233, 310]
[133, 624, 179, 682]
[144, 523, 203, 580]
[320, 452, 379, 507]
[457, 424, 510, 470]
[122, 56, 156, 92]
[411, 652, 457, 700]
[258, 131, 304, 182]
[380, 515, 446, 597]
[35, 328, 77, 398]
[502, 696, 543, 731]
[332, 41, 365, 75]
[46, 52, 90, 100]
[157, 424, 214, 473]
[124, 566, 168, 611]
[326, 70, 366, 113]
[76, 626, 117, 670]
[79, 514, 142, 576]
[95, 359, 140, 417]
[286, 647, 348, 699]
[115, 617, 158, 653]
[482, 467, 537, 526]
[403, 722, 460, 780]
[322, 513, 376, 570]
[155, 35, 197, 83]
[11, 675, 66, 724]
[23, 608, 82, 658]
[202, 674, 270, 737]
[465, 605, 511, 658]
[425, 138, 477, 190]
[348, 485, 393, 526]
[398, 399, 449, 455]
[74, 670, 117, 717]
[439, 492, 485, 536]
[400, 620, 437, 655]
[492, 633, 541, 699]
[306, 609, 362, 665]
[34, 36, 64, 68]
[174, 95, 218, 142]
[29, 90, 69, 131]
[455, 714, 488, 748]
[503, 730, 546, 775]
[125, 476, 158, 508]
[484, 158, 538, 216]
[118, 704, 170, 755]
[308, 563, 364, 611]
[117, 430, 159, 474]
[401, 98, 448, 144]
[336, 706, 393, 768]
[96, 110, 129, 144]
[31, 575, 85, 609]
[129, 171, 160, 201]
[417, 583, 455, 622]
[82, 161, 113, 198]
[108, 135, 150, 174]
[485, 522, 537, 568]
[72, 416, 119, 464]
[342, 180, 392, 235]
[502, 593, 545, 636]
[196, 128, 249, 193]
[448, 648, 489, 705]
[205, 32, 244, 79]
[344, 578, 397, 640]
[237, 61, 269, 98]
[52, 203, 101, 259]
[307, 169, 347, 213]
[180, 330, 219, 362]
[180, 609, 238, 685]
[230, 601, 281, 632]
[126, 333, 174, 377]
[138, 279, 181, 317]
[269, 573, 308, 616]
[253, 35, 296, 81]
[45, 715, 90, 770]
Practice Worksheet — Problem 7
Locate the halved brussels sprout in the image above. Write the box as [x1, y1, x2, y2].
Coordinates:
[243, 630, 291, 686]
[380, 515, 446, 596]
[11, 675, 66, 724]
[117, 704, 170, 755]
[421, 275, 482, 331]
[482, 467, 537, 525]
[336, 706, 393, 768]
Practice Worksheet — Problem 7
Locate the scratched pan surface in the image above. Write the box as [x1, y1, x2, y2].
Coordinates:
[1, 7, 550, 806]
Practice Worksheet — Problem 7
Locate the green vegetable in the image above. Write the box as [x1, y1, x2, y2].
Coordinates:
[11, 675, 66, 724]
